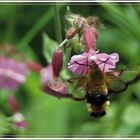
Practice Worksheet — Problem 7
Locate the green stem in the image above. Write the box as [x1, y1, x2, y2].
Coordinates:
[59, 39, 68, 48]
[18, 5, 64, 50]
[18, 7, 53, 49]
[4, 6, 17, 42]
[54, 4, 62, 43]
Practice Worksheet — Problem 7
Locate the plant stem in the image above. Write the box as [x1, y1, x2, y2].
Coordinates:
[18, 5, 64, 50]
[54, 4, 62, 43]
[59, 39, 68, 48]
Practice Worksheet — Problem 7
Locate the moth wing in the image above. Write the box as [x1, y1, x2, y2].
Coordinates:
[68, 76, 87, 98]
[107, 67, 140, 93]
[105, 70, 122, 88]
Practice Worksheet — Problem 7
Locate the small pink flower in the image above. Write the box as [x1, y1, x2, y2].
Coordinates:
[40, 64, 53, 84]
[0, 57, 28, 90]
[12, 112, 28, 129]
[68, 50, 119, 75]
[27, 61, 42, 73]
[41, 65, 70, 98]
[15, 121, 28, 129]
[8, 95, 19, 112]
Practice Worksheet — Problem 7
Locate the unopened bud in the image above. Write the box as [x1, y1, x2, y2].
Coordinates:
[8, 95, 19, 112]
[87, 16, 101, 29]
[27, 61, 42, 73]
[83, 26, 99, 52]
[66, 28, 77, 39]
[74, 17, 86, 29]
[52, 48, 63, 77]
[65, 13, 80, 26]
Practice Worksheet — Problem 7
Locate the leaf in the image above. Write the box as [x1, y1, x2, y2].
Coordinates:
[0, 114, 12, 135]
[42, 33, 59, 63]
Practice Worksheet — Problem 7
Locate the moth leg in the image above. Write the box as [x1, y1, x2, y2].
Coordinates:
[109, 73, 140, 94]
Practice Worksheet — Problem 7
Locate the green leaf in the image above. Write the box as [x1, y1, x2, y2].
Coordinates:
[0, 114, 12, 135]
[42, 33, 59, 63]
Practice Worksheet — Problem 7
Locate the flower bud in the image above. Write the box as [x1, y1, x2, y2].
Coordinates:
[27, 61, 42, 73]
[52, 48, 63, 77]
[65, 13, 80, 26]
[66, 28, 77, 39]
[74, 17, 86, 29]
[83, 26, 99, 52]
[87, 16, 101, 29]
[8, 95, 19, 112]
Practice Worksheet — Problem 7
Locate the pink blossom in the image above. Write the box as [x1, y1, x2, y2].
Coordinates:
[41, 65, 69, 98]
[68, 50, 96, 75]
[12, 112, 28, 129]
[95, 53, 119, 72]
[40, 64, 53, 84]
[0, 57, 28, 90]
[68, 50, 119, 75]
[14, 121, 28, 129]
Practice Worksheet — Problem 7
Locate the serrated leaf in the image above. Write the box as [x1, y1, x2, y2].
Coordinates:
[42, 33, 59, 63]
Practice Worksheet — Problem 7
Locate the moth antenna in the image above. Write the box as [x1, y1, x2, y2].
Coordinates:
[98, 57, 110, 72]
[74, 61, 91, 67]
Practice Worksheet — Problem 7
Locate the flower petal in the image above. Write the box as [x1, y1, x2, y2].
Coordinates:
[68, 51, 119, 75]
[96, 53, 119, 72]
[0, 57, 28, 90]
[40, 64, 53, 84]
[68, 51, 96, 75]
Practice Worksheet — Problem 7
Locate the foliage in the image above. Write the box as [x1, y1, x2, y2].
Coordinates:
[0, 3, 140, 138]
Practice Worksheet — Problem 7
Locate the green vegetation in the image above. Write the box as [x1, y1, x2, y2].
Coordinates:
[0, 3, 140, 138]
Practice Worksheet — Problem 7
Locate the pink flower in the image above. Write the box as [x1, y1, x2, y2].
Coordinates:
[95, 53, 119, 72]
[40, 64, 53, 84]
[0, 57, 28, 90]
[68, 50, 119, 75]
[41, 65, 70, 98]
[68, 50, 96, 75]
[12, 112, 28, 129]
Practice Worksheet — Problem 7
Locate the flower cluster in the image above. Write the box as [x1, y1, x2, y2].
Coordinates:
[0, 45, 29, 90]
[0, 57, 28, 90]
[41, 12, 120, 99]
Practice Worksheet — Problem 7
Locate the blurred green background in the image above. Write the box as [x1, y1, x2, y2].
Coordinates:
[0, 3, 140, 138]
